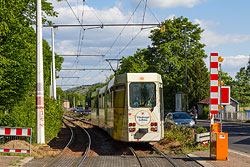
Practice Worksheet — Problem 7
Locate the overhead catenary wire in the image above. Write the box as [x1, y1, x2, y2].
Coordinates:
[70, 0, 105, 87]
[79, 0, 145, 83]
[141, 0, 148, 29]
[91, 1, 162, 84]
[142, 0, 160, 24]
[91, 28, 144, 84]
[58, 0, 161, 87]
[91, 1, 153, 83]
[63, 0, 83, 84]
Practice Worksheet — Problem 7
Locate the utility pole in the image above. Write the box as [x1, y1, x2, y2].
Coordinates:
[51, 27, 56, 100]
[58, 95, 61, 105]
[73, 96, 75, 108]
[183, 25, 188, 112]
[36, 0, 45, 144]
[50, 63, 52, 97]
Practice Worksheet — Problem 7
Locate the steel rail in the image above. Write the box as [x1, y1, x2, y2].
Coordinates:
[151, 146, 178, 167]
[44, 120, 74, 167]
[128, 146, 143, 167]
[64, 116, 92, 167]
[65, 115, 177, 167]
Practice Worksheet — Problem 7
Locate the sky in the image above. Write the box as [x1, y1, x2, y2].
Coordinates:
[43, 0, 250, 90]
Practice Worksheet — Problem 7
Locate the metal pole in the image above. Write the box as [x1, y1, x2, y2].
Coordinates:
[219, 64, 222, 132]
[36, 0, 45, 144]
[184, 25, 188, 112]
[73, 97, 75, 108]
[52, 28, 56, 100]
[59, 95, 60, 105]
[29, 128, 32, 156]
[50, 63, 52, 97]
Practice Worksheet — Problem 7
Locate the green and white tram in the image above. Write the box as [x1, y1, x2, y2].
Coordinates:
[90, 73, 164, 142]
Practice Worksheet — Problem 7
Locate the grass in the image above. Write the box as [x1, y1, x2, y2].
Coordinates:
[160, 125, 209, 154]
[8, 157, 24, 166]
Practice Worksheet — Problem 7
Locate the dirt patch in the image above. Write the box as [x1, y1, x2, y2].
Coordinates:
[0, 140, 61, 158]
[72, 119, 131, 156]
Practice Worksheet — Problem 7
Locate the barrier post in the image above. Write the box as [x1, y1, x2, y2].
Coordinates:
[209, 53, 228, 161]
[0, 127, 32, 156]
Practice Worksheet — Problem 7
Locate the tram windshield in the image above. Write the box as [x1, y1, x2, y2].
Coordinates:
[129, 83, 156, 108]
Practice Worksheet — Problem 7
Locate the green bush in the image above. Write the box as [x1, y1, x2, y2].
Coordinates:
[0, 95, 63, 143]
[164, 125, 195, 148]
[161, 125, 209, 154]
[199, 106, 209, 119]
[44, 97, 64, 141]
[195, 126, 208, 133]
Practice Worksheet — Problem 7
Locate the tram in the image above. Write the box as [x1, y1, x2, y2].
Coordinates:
[90, 73, 164, 142]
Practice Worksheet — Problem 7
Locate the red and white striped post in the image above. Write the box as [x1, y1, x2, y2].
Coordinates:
[210, 53, 219, 124]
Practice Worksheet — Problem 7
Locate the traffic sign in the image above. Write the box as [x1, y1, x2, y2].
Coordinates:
[218, 86, 230, 105]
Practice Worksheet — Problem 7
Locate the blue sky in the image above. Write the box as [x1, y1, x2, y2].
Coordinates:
[44, 0, 250, 90]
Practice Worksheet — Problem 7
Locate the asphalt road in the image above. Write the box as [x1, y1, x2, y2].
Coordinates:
[196, 120, 250, 154]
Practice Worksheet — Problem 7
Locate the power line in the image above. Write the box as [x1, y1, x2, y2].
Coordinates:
[141, 0, 148, 29]
[56, 85, 80, 86]
[58, 77, 80, 79]
[77, 0, 146, 82]
[43, 23, 160, 27]
[59, 54, 104, 57]
[143, 0, 160, 24]
[61, 68, 112, 71]
[65, 0, 82, 25]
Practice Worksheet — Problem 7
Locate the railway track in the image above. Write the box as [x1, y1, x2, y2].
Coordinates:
[65, 114, 202, 167]
[128, 144, 178, 167]
[44, 117, 91, 167]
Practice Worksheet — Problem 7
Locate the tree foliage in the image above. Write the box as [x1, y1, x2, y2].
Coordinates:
[0, 0, 63, 111]
[118, 17, 209, 110]
[0, 0, 64, 142]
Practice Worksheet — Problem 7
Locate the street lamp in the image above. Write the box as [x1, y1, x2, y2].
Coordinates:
[183, 25, 188, 112]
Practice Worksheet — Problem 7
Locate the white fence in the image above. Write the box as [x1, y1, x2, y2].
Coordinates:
[214, 112, 250, 121]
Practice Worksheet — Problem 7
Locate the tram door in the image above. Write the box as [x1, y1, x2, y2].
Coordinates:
[113, 85, 125, 140]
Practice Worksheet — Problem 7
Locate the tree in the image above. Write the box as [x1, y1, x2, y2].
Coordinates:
[188, 57, 209, 108]
[0, 0, 63, 111]
[118, 49, 148, 74]
[118, 17, 209, 110]
[220, 71, 233, 86]
[233, 67, 250, 110]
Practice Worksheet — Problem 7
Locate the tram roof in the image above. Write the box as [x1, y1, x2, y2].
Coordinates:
[99, 85, 107, 94]
[116, 73, 162, 84]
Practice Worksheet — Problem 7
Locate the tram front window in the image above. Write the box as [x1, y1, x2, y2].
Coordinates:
[130, 83, 156, 108]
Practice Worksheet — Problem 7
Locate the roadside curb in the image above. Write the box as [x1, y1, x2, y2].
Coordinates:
[9, 156, 34, 167]
[187, 153, 214, 167]
[228, 149, 250, 158]
[197, 119, 250, 126]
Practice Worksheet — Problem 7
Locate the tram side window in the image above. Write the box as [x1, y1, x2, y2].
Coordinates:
[130, 83, 156, 108]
